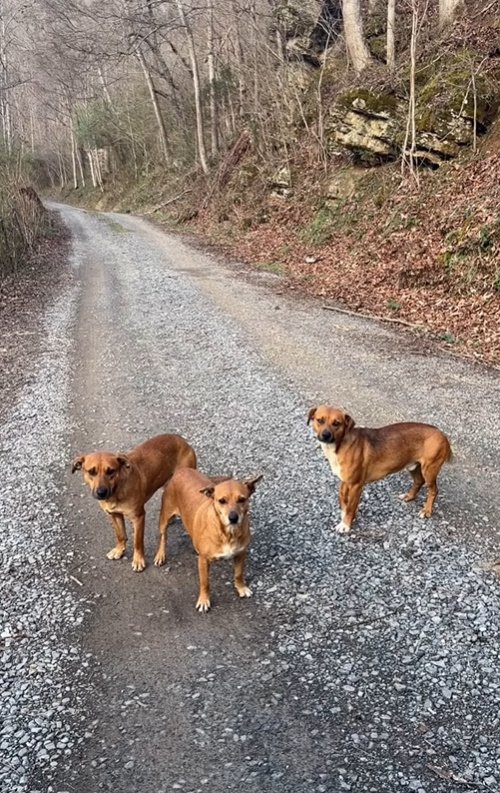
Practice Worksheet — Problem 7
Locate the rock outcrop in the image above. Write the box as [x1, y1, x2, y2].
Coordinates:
[275, 0, 342, 65]
[326, 62, 500, 165]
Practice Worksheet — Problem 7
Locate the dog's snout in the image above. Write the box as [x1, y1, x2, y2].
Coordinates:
[320, 429, 332, 442]
[228, 510, 239, 525]
[95, 486, 110, 500]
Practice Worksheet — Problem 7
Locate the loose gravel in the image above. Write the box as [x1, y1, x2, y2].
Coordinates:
[3, 204, 500, 793]
[0, 260, 92, 792]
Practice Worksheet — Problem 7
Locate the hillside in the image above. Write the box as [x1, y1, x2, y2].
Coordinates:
[25, 0, 499, 365]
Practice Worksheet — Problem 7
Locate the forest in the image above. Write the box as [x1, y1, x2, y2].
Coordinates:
[1, 0, 499, 361]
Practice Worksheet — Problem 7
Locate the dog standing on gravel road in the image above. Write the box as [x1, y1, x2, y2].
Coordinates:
[154, 468, 262, 612]
[72, 434, 197, 571]
[308, 405, 452, 534]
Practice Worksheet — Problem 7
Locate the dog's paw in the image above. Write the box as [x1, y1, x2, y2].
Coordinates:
[107, 546, 126, 560]
[419, 508, 431, 519]
[196, 596, 211, 613]
[335, 520, 351, 534]
[132, 554, 146, 572]
[153, 553, 166, 567]
[237, 586, 252, 599]
[398, 492, 412, 502]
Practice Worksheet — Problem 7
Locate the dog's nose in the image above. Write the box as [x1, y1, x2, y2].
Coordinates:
[228, 511, 239, 525]
[95, 486, 109, 500]
[320, 429, 332, 442]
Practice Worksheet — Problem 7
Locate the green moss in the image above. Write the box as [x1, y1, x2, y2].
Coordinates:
[301, 206, 335, 245]
[417, 62, 500, 130]
[364, 11, 387, 39]
[337, 88, 399, 116]
[369, 35, 387, 59]
[257, 261, 285, 275]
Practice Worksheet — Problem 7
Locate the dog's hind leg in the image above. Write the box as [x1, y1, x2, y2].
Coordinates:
[419, 460, 443, 518]
[399, 463, 425, 503]
[234, 551, 252, 599]
[106, 513, 128, 561]
[154, 490, 177, 566]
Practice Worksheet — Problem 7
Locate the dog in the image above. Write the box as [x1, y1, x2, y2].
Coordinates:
[154, 468, 263, 612]
[72, 434, 197, 571]
[307, 405, 452, 533]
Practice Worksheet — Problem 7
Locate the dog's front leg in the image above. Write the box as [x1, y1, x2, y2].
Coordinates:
[336, 483, 363, 533]
[130, 512, 146, 572]
[234, 551, 252, 599]
[106, 513, 128, 560]
[338, 481, 350, 522]
[196, 556, 211, 612]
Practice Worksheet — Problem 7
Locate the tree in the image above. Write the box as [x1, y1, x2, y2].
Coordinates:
[342, 0, 372, 73]
[175, 0, 209, 174]
[439, 0, 463, 27]
[387, 0, 396, 73]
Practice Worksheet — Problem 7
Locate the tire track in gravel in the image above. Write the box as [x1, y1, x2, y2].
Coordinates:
[44, 203, 500, 793]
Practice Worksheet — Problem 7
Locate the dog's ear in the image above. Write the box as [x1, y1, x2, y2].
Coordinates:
[307, 407, 317, 425]
[200, 486, 215, 498]
[344, 414, 355, 433]
[116, 454, 131, 469]
[244, 474, 263, 495]
[71, 455, 84, 473]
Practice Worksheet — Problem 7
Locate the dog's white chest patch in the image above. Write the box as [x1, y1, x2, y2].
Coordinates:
[216, 542, 245, 560]
[321, 444, 343, 480]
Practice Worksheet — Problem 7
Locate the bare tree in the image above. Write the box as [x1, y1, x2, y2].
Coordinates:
[175, 0, 209, 174]
[136, 45, 170, 164]
[439, 0, 463, 27]
[387, 0, 396, 73]
[342, 0, 372, 73]
[207, 0, 218, 156]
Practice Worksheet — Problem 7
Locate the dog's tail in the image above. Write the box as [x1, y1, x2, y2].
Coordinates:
[445, 438, 454, 464]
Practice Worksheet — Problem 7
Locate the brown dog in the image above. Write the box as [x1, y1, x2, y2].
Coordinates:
[154, 468, 262, 612]
[308, 406, 452, 533]
[72, 434, 197, 571]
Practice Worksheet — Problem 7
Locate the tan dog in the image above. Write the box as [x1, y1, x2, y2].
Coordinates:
[308, 406, 452, 533]
[72, 434, 196, 571]
[154, 468, 262, 612]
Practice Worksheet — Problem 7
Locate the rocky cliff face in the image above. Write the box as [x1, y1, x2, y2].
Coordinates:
[327, 64, 500, 165]
[276, 2, 500, 167]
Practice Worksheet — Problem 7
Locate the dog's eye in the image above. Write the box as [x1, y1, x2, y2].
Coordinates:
[237, 497, 246, 504]
[317, 418, 325, 425]
[88, 468, 97, 477]
[332, 421, 340, 427]
[106, 468, 116, 476]
[218, 498, 227, 505]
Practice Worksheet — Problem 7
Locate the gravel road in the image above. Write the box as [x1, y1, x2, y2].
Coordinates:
[2, 202, 500, 793]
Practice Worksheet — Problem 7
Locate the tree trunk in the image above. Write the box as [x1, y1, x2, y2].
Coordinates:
[70, 117, 78, 189]
[207, 0, 219, 156]
[342, 0, 372, 73]
[76, 145, 86, 188]
[401, 1, 418, 181]
[88, 150, 97, 188]
[230, 0, 245, 118]
[93, 149, 104, 192]
[439, 0, 462, 27]
[175, 0, 209, 174]
[387, 0, 396, 73]
[136, 46, 170, 164]
[0, 0, 12, 152]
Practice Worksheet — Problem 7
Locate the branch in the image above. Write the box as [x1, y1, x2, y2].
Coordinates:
[143, 188, 193, 214]
[322, 304, 425, 329]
